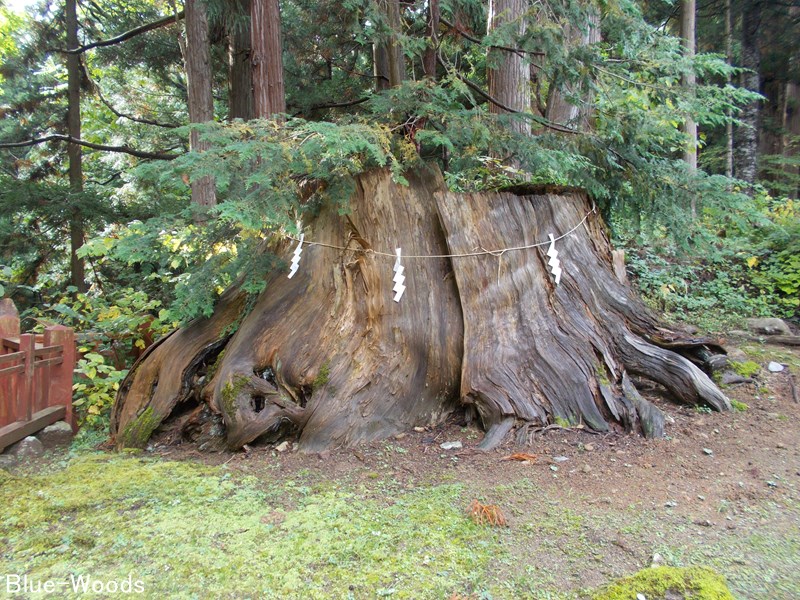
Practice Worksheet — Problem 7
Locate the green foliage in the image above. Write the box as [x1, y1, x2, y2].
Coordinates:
[25, 289, 170, 429]
[72, 352, 127, 429]
[621, 187, 799, 330]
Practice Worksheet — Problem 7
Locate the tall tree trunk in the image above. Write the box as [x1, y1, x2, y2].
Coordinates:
[373, 0, 406, 90]
[781, 6, 800, 197]
[544, 6, 600, 130]
[680, 0, 697, 217]
[66, 0, 86, 292]
[422, 0, 440, 80]
[228, 0, 254, 121]
[111, 168, 729, 453]
[725, 0, 734, 179]
[251, 0, 285, 117]
[487, 0, 531, 136]
[184, 0, 217, 209]
[734, 0, 761, 185]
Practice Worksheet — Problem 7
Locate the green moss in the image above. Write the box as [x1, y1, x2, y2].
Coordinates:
[313, 361, 331, 389]
[0, 469, 13, 485]
[595, 363, 612, 385]
[555, 416, 573, 428]
[118, 406, 160, 448]
[221, 374, 250, 414]
[592, 566, 734, 600]
[205, 348, 226, 381]
[0, 454, 498, 599]
[730, 399, 749, 412]
[730, 360, 761, 378]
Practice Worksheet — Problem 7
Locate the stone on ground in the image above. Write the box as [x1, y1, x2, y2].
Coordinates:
[36, 421, 74, 448]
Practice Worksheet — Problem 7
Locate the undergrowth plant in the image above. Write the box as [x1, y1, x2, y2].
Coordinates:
[619, 188, 799, 331]
[25, 289, 171, 430]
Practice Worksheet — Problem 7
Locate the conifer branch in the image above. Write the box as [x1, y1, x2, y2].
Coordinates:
[440, 16, 545, 58]
[0, 135, 180, 160]
[61, 10, 185, 54]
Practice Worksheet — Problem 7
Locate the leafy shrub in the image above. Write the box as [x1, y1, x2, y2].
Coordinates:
[620, 189, 799, 331]
[26, 289, 172, 430]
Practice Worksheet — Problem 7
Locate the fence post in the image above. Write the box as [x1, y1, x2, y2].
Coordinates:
[46, 326, 76, 431]
[18, 334, 35, 422]
[0, 299, 19, 416]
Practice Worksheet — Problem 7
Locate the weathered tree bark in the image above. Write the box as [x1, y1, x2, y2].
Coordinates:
[252, 0, 286, 117]
[734, 0, 761, 185]
[487, 0, 531, 136]
[184, 0, 217, 208]
[111, 168, 730, 452]
[228, 0, 254, 121]
[66, 0, 87, 293]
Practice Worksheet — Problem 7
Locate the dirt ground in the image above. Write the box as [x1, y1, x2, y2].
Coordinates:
[143, 340, 800, 598]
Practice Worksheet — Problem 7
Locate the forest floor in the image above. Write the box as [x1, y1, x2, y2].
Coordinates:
[1, 340, 798, 599]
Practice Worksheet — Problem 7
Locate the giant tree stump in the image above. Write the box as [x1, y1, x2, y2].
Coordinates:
[111, 167, 728, 451]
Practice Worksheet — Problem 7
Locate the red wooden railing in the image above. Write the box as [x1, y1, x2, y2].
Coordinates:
[0, 299, 76, 452]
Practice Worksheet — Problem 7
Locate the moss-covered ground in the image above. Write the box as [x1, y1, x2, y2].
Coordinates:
[1, 445, 797, 599]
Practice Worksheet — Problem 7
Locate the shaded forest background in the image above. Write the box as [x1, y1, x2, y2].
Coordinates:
[0, 0, 797, 433]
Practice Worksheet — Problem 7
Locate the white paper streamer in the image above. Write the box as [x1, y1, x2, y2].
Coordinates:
[287, 233, 304, 279]
[547, 233, 562, 285]
[392, 247, 406, 302]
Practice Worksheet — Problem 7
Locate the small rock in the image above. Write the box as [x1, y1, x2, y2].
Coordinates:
[651, 552, 664, 567]
[550, 465, 558, 472]
[581, 464, 592, 474]
[552, 456, 569, 463]
[584, 443, 595, 452]
[36, 421, 73, 449]
[413, 426, 425, 433]
[746, 318, 792, 336]
[665, 500, 678, 508]
[439, 441, 462, 450]
[693, 519, 713, 527]
[702, 448, 714, 456]
[767, 481, 778, 488]
[684, 324, 700, 335]
[721, 371, 751, 385]
[707, 354, 729, 372]
[636, 594, 647, 600]
[6, 436, 44, 458]
[393, 432, 407, 440]
[275, 441, 290, 452]
[767, 361, 785, 373]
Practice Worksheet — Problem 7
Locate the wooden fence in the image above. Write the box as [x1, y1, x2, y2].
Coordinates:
[0, 299, 76, 452]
